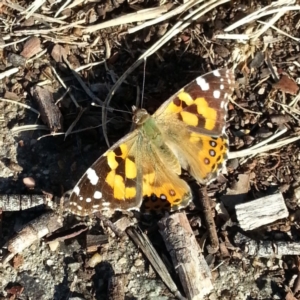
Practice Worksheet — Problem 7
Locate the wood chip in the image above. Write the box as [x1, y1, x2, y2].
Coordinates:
[20, 36, 42, 58]
[235, 192, 289, 231]
[30, 85, 64, 132]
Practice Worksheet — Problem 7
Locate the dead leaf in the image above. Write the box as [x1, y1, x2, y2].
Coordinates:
[273, 74, 299, 95]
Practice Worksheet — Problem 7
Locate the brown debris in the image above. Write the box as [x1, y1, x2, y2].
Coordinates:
[107, 274, 127, 300]
[20, 37, 42, 59]
[199, 186, 219, 253]
[30, 85, 64, 132]
[51, 44, 68, 63]
[273, 74, 299, 95]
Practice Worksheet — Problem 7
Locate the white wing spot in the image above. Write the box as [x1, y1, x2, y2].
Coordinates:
[102, 202, 110, 207]
[74, 186, 80, 196]
[220, 84, 224, 90]
[79, 196, 83, 201]
[93, 204, 100, 208]
[94, 191, 102, 199]
[76, 205, 82, 210]
[87, 168, 99, 185]
[86, 198, 92, 203]
[213, 90, 221, 99]
[196, 77, 209, 91]
[213, 70, 221, 77]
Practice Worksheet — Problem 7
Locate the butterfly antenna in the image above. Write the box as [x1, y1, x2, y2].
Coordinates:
[141, 57, 147, 108]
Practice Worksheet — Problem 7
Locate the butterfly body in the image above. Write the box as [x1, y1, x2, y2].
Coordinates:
[69, 69, 235, 216]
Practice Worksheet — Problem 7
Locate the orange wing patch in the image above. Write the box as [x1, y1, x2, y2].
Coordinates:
[104, 143, 137, 201]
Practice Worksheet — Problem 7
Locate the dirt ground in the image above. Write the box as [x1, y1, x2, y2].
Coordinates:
[1, 0, 300, 299]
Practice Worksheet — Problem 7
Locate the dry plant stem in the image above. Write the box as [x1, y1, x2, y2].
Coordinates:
[0, 68, 19, 80]
[158, 212, 213, 299]
[126, 226, 186, 300]
[128, 0, 203, 34]
[11, 124, 50, 134]
[83, 4, 174, 33]
[64, 107, 87, 139]
[107, 274, 127, 300]
[229, 129, 300, 160]
[251, 10, 286, 41]
[0, 98, 40, 115]
[230, 127, 283, 158]
[12, 20, 85, 36]
[0, 36, 29, 49]
[257, 20, 300, 42]
[3, 0, 67, 24]
[22, 0, 46, 19]
[50, 66, 79, 108]
[64, 59, 104, 105]
[199, 186, 219, 252]
[225, 0, 298, 32]
[54, 0, 72, 17]
[102, 0, 230, 146]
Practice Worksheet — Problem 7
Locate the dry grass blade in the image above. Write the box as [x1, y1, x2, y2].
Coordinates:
[257, 20, 300, 42]
[83, 4, 174, 33]
[3, 0, 67, 24]
[0, 37, 29, 49]
[12, 20, 85, 36]
[11, 124, 50, 134]
[22, 0, 46, 19]
[225, 0, 297, 32]
[0, 98, 40, 115]
[64, 107, 87, 139]
[0, 68, 19, 80]
[228, 128, 300, 159]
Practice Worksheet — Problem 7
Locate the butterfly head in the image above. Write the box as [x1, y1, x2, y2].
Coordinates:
[132, 108, 150, 126]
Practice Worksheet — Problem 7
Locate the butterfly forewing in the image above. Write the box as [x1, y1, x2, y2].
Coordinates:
[153, 69, 234, 184]
[69, 131, 143, 216]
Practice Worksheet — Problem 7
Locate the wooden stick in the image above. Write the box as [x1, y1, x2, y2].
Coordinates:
[159, 212, 213, 300]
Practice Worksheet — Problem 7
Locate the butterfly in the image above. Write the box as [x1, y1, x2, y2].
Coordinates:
[68, 69, 235, 216]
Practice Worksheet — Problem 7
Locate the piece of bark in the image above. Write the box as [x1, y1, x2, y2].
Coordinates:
[234, 233, 300, 257]
[30, 85, 63, 132]
[235, 192, 288, 231]
[126, 226, 185, 300]
[86, 234, 108, 252]
[2, 211, 63, 264]
[107, 274, 127, 300]
[159, 212, 213, 300]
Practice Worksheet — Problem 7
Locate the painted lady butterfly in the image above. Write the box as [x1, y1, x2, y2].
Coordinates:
[69, 69, 235, 216]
